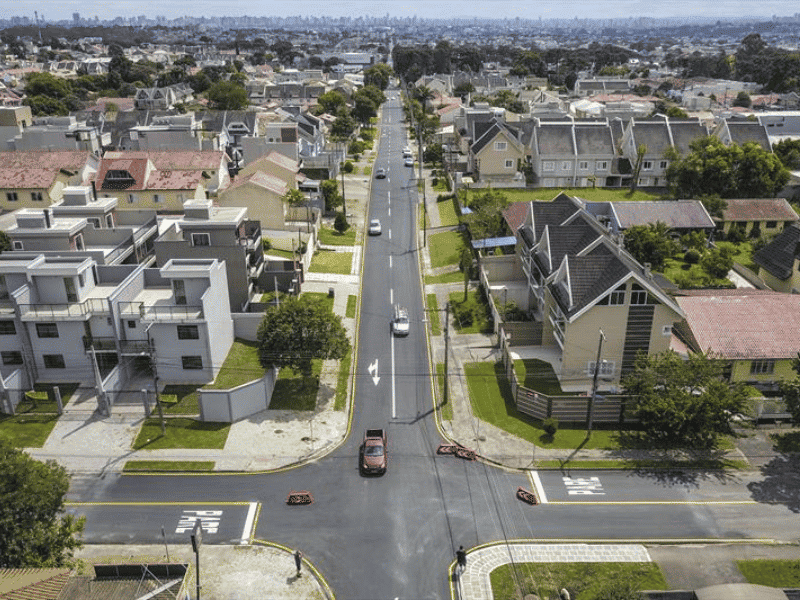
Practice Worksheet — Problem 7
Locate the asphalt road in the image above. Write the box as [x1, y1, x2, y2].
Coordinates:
[65, 92, 800, 599]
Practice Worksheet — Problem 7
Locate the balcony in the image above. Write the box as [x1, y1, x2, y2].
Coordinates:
[83, 336, 118, 351]
[19, 298, 110, 320]
[118, 301, 203, 321]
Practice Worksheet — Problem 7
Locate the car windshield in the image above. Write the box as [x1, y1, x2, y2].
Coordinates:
[396, 317, 408, 326]
[371, 220, 380, 226]
[365, 446, 384, 456]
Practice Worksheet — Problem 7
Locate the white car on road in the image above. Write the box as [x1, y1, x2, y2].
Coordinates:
[368, 219, 382, 235]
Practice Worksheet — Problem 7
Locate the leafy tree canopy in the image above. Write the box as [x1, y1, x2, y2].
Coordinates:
[257, 295, 350, 377]
[622, 351, 747, 449]
[363, 63, 394, 91]
[0, 440, 85, 567]
[206, 80, 249, 110]
[773, 139, 800, 171]
[464, 188, 510, 240]
[622, 222, 679, 271]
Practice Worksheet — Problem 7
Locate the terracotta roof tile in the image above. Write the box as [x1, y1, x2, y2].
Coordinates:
[0, 568, 70, 600]
[224, 171, 287, 196]
[0, 151, 92, 190]
[720, 198, 798, 223]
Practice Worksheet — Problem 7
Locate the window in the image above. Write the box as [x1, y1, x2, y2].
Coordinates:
[0, 320, 16, 334]
[105, 214, 114, 228]
[64, 277, 77, 303]
[88, 217, 101, 228]
[153, 194, 164, 204]
[173, 279, 187, 305]
[578, 161, 589, 170]
[182, 355, 203, 370]
[1, 351, 22, 365]
[177, 325, 200, 339]
[12, 241, 23, 250]
[128, 194, 136, 204]
[6, 192, 18, 202]
[630, 283, 648, 305]
[750, 360, 775, 375]
[662, 325, 672, 336]
[642, 161, 653, 171]
[127, 320, 136, 329]
[561, 161, 571, 171]
[73, 234, 84, 251]
[504, 159, 514, 169]
[587, 360, 615, 377]
[30, 191, 43, 201]
[191, 233, 211, 247]
[598, 284, 626, 305]
[542, 161, 555, 172]
[43, 354, 66, 369]
[595, 160, 608, 171]
[659, 160, 668, 169]
[766, 221, 777, 228]
[494, 141, 507, 151]
[36, 323, 59, 338]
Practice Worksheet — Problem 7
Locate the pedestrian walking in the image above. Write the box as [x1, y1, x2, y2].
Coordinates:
[294, 550, 303, 576]
[456, 546, 467, 573]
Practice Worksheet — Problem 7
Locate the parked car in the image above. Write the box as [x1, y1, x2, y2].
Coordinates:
[375, 168, 386, 179]
[368, 219, 382, 235]
[392, 306, 409, 336]
[404, 157, 414, 167]
[402, 147, 412, 157]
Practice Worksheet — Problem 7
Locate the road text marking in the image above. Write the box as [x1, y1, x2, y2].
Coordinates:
[176, 509, 222, 534]
[368, 359, 380, 386]
[563, 476, 605, 496]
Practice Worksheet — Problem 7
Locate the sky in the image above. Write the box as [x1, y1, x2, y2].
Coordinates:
[6, 0, 800, 23]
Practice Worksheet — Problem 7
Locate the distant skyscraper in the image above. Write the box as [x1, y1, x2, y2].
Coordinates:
[73, 12, 80, 25]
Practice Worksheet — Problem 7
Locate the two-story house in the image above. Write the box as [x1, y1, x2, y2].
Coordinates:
[752, 223, 800, 293]
[468, 118, 526, 187]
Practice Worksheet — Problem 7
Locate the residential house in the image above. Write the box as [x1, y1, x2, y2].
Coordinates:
[217, 171, 288, 230]
[583, 199, 716, 238]
[574, 78, 631, 97]
[713, 117, 772, 151]
[238, 151, 302, 189]
[0, 150, 99, 211]
[92, 152, 207, 212]
[134, 83, 194, 110]
[498, 193, 684, 390]
[3, 115, 103, 154]
[241, 117, 299, 165]
[468, 118, 526, 187]
[752, 223, 800, 293]
[0, 105, 32, 144]
[619, 117, 709, 189]
[127, 114, 225, 153]
[672, 289, 800, 391]
[715, 197, 798, 238]
[154, 200, 264, 312]
[0, 254, 234, 390]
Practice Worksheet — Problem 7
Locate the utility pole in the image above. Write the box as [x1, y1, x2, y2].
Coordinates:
[444, 301, 450, 404]
[587, 329, 606, 436]
[340, 152, 347, 216]
[148, 335, 166, 435]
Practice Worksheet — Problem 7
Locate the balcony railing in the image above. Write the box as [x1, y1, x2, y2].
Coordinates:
[18, 298, 110, 320]
[118, 301, 203, 321]
[82, 336, 118, 351]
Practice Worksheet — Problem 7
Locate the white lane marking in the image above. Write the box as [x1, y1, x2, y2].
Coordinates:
[391, 330, 396, 419]
[390, 288, 393, 304]
[240, 502, 258, 544]
[388, 206, 391, 217]
[368, 359, 380, 386]
[389, 255, 393, 268]
[388, 229, 392, 240]
[530, 472, 548, 505]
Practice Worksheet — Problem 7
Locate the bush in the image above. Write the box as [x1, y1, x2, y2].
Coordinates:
[262, 238, 272, 251]
[542, 417, 559, 436]
[451, 300, 474, 327]
[334, 213, 349, 233]
[684, 248, 701, 264]
[348, 140, 365, 155]
[343, 161, 354, 173]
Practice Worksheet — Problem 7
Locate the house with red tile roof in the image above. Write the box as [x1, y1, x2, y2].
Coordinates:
[0, 150, 99, 212]
[715, 197, 798, 238]
[238, 150, 303, 189]
[673, 289, 800, 391]
[217, 171, 288, 229]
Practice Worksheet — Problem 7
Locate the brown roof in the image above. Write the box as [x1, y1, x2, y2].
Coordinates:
[503, 201, 530, 233]
[95, 155, 150, 191]
[0, 151, 92, 190]
[676, 290, 800, 359]
[0, 568, 70, 600]
[146, 169, 205, 190]
[224, 171, 287, 196]
[720, 198, 798, 223]
[148, 151, 227, 171]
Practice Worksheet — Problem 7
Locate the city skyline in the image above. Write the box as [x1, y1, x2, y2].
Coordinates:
[5, 0, 800, 24]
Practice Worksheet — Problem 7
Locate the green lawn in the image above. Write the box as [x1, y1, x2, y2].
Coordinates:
[334, 350, 352, 411]
[33, 382, 79, 405]
[717, 240, 757, 271]
[263, 246, 295, 260]
[436, 363, 452, 421]
[771, 430, 800, 453]
[132, 418, 230, 450]
[309, 250, 352, 274]
[13, 391, 61, 414]
[424, 270, 464, 285]
[428, 231, 466, 269]
[661, 257, 732, 288]
[737, 559, 800, 586]
[123, 460, 215, 472]
[363, 165, 372, 176]
[204, 339, 264, 390]
[319, 226, 357, 246]
[448, 290, 493, 334]
[302, 291, 335, 313]
[464, 361, 619, 450]
[269, 360, 322, 411]
[436, 197, 460, 227]
[513, 359, 567, 395]
[464, 187, 665, 205]
[160, 385, 201, 414]
[490, 561, 667, 600]
[426, 293, 441, 335]
[346, 294, 357, 318]
[0, 413, 59, 447]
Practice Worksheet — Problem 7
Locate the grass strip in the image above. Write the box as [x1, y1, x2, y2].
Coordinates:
[309, 250, 352, 275]
[270, 360, 322, 411]
[319, 226, 357, 246]
[424, 270, 464, 284]
[123, 460, 215, 472]
[132, 418, 230, 450]
[334, 350, 352, 411]
[737, 559, 800, 586]
[426, 293, 441, 335]
[436, 363, 452, 421]
[346, 295, 357, 318]
[0, 413, 59, 448]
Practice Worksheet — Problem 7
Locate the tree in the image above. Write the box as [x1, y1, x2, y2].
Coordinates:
[321, 179, 343, 212]
[622, 222, 679, 270]
[0, 231, 10, 253]
[206, 80, 249, 110]
[733, 91, 752, 108]
[622, 351, 747, 448]
[666, 106, 688, 118]
[363, 63, 394, 91]
[331, 107, 356, 141]
[773, 139, 800, 170]
[0, 439, 85, 567]
[464, 188, 510, 240]
[629, 143, 647, 194]
[257, 295, 350, 377]
[780, 353, 800, 423]
[316, 90, 347, 115]
[283, 188, 305, 208]
[701, 246, 734, 279]
[25, 72, 72, 99]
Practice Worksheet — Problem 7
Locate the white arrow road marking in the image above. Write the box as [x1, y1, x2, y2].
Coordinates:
[240, 502, 258, 544]
[368, 359, 380, 386]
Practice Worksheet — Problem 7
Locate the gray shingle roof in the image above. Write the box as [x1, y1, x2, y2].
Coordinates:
[574, 123, 615, 156]
[668, 120, 709, 154]
[536, 123, 574, 155]
[726, 120, 771, 150]
[752, 223, 800, 280]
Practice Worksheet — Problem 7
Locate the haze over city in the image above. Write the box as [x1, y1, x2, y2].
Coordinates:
[7, 0, 800, 23]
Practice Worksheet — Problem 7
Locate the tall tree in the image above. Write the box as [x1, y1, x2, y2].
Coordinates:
[206, 80, 249, 110]
[0, 440, 85, 567]
[363, 63, 394, 91]
[257, 295, 350, 377]
[622, 222, 678, 270]
[622, 351, 747, 449]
